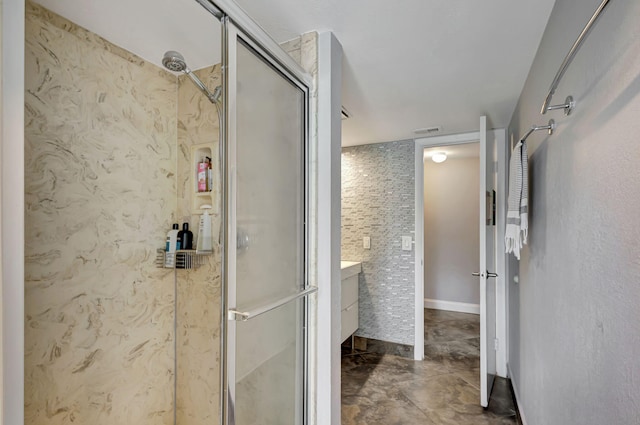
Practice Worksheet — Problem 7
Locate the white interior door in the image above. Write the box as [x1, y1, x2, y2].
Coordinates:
[479, 115, 497, 407]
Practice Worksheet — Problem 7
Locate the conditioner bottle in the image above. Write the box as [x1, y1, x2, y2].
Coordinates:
[196, 205, 213, 254]
[165, 223, 180, 267]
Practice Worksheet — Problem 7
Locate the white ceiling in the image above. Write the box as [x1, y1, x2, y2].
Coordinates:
[33, 0, 222, 70]
[33, 0, 556, 147]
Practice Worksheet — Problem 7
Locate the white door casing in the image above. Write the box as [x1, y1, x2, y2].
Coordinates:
[415, 126, 506, 407]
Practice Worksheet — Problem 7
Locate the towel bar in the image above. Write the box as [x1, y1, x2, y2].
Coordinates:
[518, 119, 555, 143]
[541, 0, 611, 115]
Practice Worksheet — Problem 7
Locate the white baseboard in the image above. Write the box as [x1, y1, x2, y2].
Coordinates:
[424, 298, 480, 315]
[507, 364, 528, 425]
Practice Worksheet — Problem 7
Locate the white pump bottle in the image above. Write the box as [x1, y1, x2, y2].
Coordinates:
[196, 205, 213, 254]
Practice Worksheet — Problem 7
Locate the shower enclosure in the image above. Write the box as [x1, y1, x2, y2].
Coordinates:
[185, 1, 314, 423]
[23, 0, 314, 423]
[219, 9, 314, 425]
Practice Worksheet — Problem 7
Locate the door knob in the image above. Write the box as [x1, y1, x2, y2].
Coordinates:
[473, 271, 498, 278]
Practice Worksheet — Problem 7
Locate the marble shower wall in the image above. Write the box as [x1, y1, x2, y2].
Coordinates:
[24, 2, 177, 424]
[175, 65, 223, 425]
[341, 140, 416, 346]
[25, 3, 313, 422]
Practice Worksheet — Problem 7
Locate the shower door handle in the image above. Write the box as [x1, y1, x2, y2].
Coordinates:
[472, 272, 483, 277]
[228, 286, 318, 321]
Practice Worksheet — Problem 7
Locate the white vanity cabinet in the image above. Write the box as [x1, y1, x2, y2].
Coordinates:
[340, 261, 362, 342]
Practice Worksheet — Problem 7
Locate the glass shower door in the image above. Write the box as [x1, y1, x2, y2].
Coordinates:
[223, 19, 312, 425]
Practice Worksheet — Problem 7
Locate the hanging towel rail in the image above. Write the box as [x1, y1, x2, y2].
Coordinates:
[518, 120, 555, 143]
[540, 0, 612, 115]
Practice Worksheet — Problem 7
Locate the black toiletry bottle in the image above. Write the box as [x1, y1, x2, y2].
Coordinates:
[174, 223, 182, 250]
[178, 222, 193, 251]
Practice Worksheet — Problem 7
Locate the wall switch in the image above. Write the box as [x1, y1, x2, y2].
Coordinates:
[363, 236, 371, 249]
[402, 236, 412, 251]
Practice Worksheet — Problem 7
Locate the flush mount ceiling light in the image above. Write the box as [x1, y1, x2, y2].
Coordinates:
[431, 152, 447, 163]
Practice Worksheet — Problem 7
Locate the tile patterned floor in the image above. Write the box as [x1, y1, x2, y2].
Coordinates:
[341, 309, 517, 425]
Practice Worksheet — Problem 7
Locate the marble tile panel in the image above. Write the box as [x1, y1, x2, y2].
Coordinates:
[349, 336, 414, 359]
[176, 63, 223, 425]
[341, 141, 416, 346]
[342, 393, 436, 425]
[280, 37, 302, 65]
[424, 337, 480, 363]
[25, 2, 177, 424]
[341, 352, 450, 397]
[452, 366, 482, 390]
[342, 309, 518, 425]
[300, 32, 318, 86]
[425, 321, 480, 342]
[425, 307, 481, 324]
[175, 262, 222, 425]
[176, 64, 223, 225]
[420, 408, 516, 425]
[397, 373, 483, 414]
[286, 31, 319, 290]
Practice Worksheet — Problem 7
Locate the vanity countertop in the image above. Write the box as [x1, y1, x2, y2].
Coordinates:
[340, 261, 362, 280]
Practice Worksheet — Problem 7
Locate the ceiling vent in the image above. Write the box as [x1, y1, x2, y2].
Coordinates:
[341, 106, 351, 120]
[413, 126, 442, 135]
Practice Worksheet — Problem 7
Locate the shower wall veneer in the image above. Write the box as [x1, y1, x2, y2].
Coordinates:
[25, 2, 177, 423]
[175, 65, 223, 425]
[25, 3, 316, 424]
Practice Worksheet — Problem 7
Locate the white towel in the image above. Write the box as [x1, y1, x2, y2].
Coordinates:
[505, 140, 528, 259]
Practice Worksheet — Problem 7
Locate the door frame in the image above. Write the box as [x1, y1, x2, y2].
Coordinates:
[197, 0, 312, 88]
[221, 14, 313, 425]
[414, 129, 508, 377]
[197, 1, 316, 423]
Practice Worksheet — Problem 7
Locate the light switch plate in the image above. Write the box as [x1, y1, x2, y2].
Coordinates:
[402, 236, 412, 251]
[363, 236, 371, 249]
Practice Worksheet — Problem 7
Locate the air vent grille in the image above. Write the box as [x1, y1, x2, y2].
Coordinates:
[413, 126, 442, 135]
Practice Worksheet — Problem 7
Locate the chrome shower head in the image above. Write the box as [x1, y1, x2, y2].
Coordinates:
[162, 50, 221, 106]
[162, 50, 188, 73]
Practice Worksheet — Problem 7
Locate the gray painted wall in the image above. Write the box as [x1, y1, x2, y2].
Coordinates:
[341, 140, 415, 346]
[424, 156, 480, 305]
[508, 0, 640, 424]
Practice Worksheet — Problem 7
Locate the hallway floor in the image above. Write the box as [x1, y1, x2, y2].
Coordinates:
[341, 309, 517, 424]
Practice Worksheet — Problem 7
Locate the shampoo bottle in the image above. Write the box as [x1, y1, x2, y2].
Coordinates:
[197, 158, 208, 192]
[196, 205, 213, 254]
[165, 223, 180, 267]
[178, 222, 193, 250]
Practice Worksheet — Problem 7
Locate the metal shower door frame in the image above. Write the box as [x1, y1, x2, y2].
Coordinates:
[191, 2, 313, 424]
[220, 14, 313, 425]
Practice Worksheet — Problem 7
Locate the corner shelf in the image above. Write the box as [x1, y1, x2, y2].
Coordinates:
[156, 249, 209, 270]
